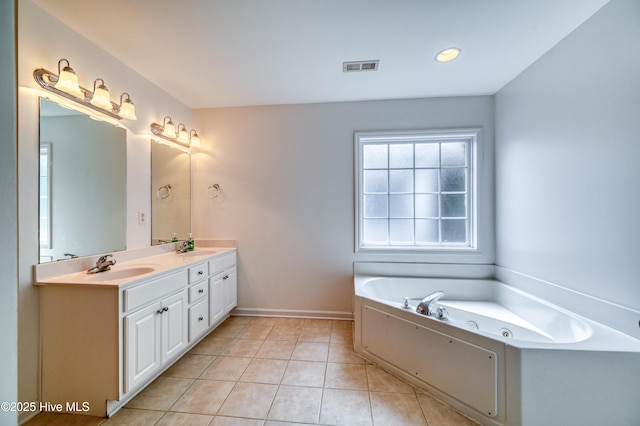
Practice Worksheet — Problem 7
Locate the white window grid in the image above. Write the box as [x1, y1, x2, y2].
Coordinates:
[355, 129, 478, 252]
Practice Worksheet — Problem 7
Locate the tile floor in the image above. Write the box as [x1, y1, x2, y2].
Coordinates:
[26, 316, 478, 426]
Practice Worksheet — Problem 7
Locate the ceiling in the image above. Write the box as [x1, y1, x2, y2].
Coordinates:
[34, 0, 610, 109]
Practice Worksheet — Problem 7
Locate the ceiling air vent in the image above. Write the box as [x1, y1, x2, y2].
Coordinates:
[343, 60, 379, 72]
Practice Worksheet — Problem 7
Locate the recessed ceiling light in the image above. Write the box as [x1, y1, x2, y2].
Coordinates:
[435, 47, 461, 63]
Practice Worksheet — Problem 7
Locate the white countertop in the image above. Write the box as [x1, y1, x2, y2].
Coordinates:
[35, 247, 235, 288]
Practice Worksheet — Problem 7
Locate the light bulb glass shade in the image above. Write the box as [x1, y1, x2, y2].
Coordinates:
[90, 80, 112, 110]
[118, 93, 137, 120]
[162, 117, 176, 138]
[177, 124, 190, 144]
[189, 129, 201, 147]
[55, 67, 84, 97]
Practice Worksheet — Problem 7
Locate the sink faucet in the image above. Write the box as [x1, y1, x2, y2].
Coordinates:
[176, 241, 190, 253]
[416, 291, 444, 316]
[87, 254, 116, 274]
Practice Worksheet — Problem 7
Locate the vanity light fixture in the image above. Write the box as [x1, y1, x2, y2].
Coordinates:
[435, 47, 461, 63]
[33, 58, 137, 121]
[117, 93, 137, 120]
[54, 59, 83, 97]
[90, 78, 112, 110]
[176, 123, 190, 144]
[150, 117, 202, 148]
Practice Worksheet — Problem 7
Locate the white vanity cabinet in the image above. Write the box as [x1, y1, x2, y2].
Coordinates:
[209, 252, 237, 328]
[37, 247, 237, 418]
[123, 270, 188, 393]
[187, 262, 210, 342]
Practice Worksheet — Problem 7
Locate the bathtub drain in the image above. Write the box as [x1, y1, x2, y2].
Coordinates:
[500, 328, 513, 338]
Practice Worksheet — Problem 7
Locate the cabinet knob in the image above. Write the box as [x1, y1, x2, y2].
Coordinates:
[198, 271, 204, 276]
[156, 306, 169, 315]
[198, 316, 204, 321]
[198, 289, 204, 294]
[223, 275, 229, 280]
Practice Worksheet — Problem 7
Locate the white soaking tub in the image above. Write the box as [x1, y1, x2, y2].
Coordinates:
[353, 275, 640, 426]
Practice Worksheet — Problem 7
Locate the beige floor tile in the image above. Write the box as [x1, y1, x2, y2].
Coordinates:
[212, 416, 266, 426]
[156, 412, 214, 426]
[255, 339, 295, 359]
[266, 325, 302, 341]
[366, 364, 414, 393]
[267, 385, 322, 424]
[417, 393, 480, 425]
[330, 327, 353, 344]
[189, 336, 234, 356]
[211, 323, 246, 338]
[23, 411, 61, 426]
[370, 392, 427, 426]
[223, 316, 253, 326]
[126, 377, 193, 410]
[328, 343, 366, 364]
[247, 316, 279, 326]
[331, 320, 353, 329]
[45, 414, 105, 426]
[239, 358, 288, 384]
[264, 422, 309, 426]
[217, 382, 278, 419]
[303, 318, 333, 328]
[200, 356, 251, 381]
[169, 379, 235, 415]
[290, 341, 329, 362]
[325, 362, 368, 390]
[281, 360, 326, 387]
[298, 326, 331, 343]
[162, 354, 216, 378]
[319, 388, 373, 426]
[102, 408, 164, 425]
[275, 318, 306, 327]
[221, 338, 264, 357]
[237, 323, 273, 339]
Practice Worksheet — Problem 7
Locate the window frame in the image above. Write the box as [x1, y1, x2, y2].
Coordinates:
[354, 128, 481, 255]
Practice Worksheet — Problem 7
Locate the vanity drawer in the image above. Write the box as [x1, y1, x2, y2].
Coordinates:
[188, 263, 208, 284]
[123, 270, 187, 312]
[189, 299, 209, 342]
[209, 253, 236, 275]
[189, 280, 208, 303]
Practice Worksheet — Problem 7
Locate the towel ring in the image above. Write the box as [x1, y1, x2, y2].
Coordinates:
[208, 184, 221, 199]
[157, 184, 172, 199]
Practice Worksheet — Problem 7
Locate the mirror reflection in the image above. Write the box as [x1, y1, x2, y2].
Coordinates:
[39, 97, 127, 263]
[151, 141, 191, 244]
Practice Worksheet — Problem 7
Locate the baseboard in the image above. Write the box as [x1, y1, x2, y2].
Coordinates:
[232, 307, 353, 321]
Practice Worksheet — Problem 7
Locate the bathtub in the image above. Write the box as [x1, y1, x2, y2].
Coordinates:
[353, 275, 640, 426]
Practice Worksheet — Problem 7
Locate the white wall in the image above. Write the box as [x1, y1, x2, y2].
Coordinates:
[495, 0, 640, 311]
[0, 1, 18, 425]
[17, 1, 192, 421]
[192, 97, 494, 316]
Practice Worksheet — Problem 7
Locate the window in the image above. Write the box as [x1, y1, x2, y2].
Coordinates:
[355, 129, 478, 252]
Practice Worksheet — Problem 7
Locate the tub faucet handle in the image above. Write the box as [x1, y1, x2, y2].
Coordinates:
[402, 297, 411, 309]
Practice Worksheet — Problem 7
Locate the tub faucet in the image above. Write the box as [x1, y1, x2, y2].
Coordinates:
[87, 254, 115, 274]
[416, 291, 444, 316]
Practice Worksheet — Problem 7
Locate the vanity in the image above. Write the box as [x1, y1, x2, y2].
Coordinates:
[35, 245, 237, 417]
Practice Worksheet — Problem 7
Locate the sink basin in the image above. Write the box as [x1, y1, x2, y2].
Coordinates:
[88, 266, 156, 282]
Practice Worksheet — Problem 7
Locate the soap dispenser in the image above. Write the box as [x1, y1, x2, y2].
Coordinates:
[171, 233, 178, 243]
[187, 233, 195, 251]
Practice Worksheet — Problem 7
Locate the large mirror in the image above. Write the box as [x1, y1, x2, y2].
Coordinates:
[39, 98, 127, 263]
[151, 141, 191, 244]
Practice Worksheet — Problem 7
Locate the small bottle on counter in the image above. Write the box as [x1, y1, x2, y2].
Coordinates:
[171, 233, 178, 243]
[187, 233, 195, 251]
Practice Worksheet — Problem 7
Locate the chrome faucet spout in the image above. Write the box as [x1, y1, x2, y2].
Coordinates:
[87, 254, 116, 274]
[416, 291, 444, 316]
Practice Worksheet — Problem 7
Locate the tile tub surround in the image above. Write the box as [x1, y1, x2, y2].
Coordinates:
[26, 316, 478, 426]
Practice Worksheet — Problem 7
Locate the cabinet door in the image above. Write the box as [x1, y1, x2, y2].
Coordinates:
[124, 302, 161, 393]
[223, 267, 237, 313]
[209, 274, 225, 327]
[189, 298, 209, 342]
[161, 291, 188, 363]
